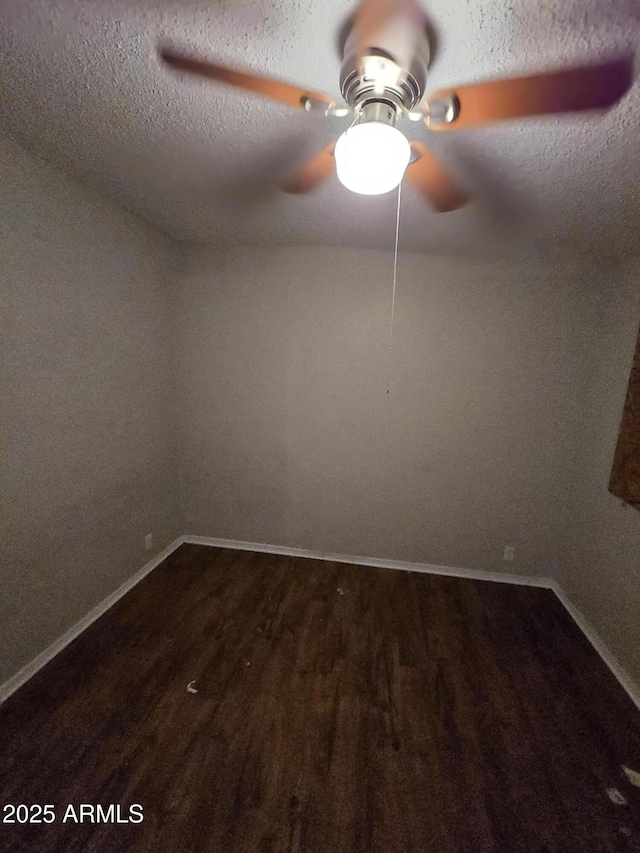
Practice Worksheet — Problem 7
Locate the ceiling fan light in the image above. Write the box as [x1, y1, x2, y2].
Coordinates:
[334, 121, 411, 196]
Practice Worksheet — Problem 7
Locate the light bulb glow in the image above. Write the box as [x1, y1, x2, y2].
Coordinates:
[334, 122, 411, 196]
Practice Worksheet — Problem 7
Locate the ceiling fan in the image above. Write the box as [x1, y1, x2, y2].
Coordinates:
[159, 0, 633, 212]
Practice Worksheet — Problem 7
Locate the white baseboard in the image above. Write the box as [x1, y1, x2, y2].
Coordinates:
[184, 535, 554, 588]
[0, 536, 186, 706]
[187, 536, 640, 712]
[550, 580, 640, 712]
[2, 533, 638, 717]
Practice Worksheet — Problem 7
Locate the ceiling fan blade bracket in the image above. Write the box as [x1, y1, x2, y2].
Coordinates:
[425, 95, 460, 128]
[325, 106, 353, 117]
[302, 95, 338, 112]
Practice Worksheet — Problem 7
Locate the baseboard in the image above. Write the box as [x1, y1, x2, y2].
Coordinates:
[3, 533, 638, 717]
[186, 536, 640, 712]
[0, 536, 186, 706]
[184, 535, 554, 588]
[550, 580, 640, 712]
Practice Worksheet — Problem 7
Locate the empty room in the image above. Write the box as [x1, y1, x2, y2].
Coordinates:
[1, 0, 640, 850]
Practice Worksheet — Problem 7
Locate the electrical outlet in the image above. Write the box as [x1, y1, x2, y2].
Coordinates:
[144, 533, 153, 551]
[503, 545, 515, 561]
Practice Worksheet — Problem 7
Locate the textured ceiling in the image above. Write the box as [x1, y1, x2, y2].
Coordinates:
[1, 0, 639, 254]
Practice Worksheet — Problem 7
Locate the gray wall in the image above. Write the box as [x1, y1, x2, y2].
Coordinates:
[560, 261, 640, 692]
[176, 244, 601, 580]
[2, 139, 638, 698]
[0, 137, 180, 684]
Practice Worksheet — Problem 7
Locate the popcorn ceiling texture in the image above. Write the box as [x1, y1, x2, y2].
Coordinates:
[0, 0, 639, 253]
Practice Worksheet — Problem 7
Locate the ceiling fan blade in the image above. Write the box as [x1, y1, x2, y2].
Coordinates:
[352, 0, 425, 65]
[160, 48, 335, 110]
[281, 143, 337, 194]
[353, 0, 397, 57]
[427, 56, 633, 131]
[405, 142, 469, 212]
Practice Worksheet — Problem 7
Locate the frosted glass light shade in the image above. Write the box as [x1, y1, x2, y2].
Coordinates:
[334, 122, 411, 196]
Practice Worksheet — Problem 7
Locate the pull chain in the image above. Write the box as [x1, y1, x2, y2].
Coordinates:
[386, 180, 402, 394]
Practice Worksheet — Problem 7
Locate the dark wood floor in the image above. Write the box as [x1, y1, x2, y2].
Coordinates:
[1, 544, 639, 852]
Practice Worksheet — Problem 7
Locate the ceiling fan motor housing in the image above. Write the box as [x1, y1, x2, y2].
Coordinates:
[339, 9, 430, 120]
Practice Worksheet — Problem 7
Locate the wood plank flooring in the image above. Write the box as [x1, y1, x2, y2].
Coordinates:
[1, 543, 639, 852]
